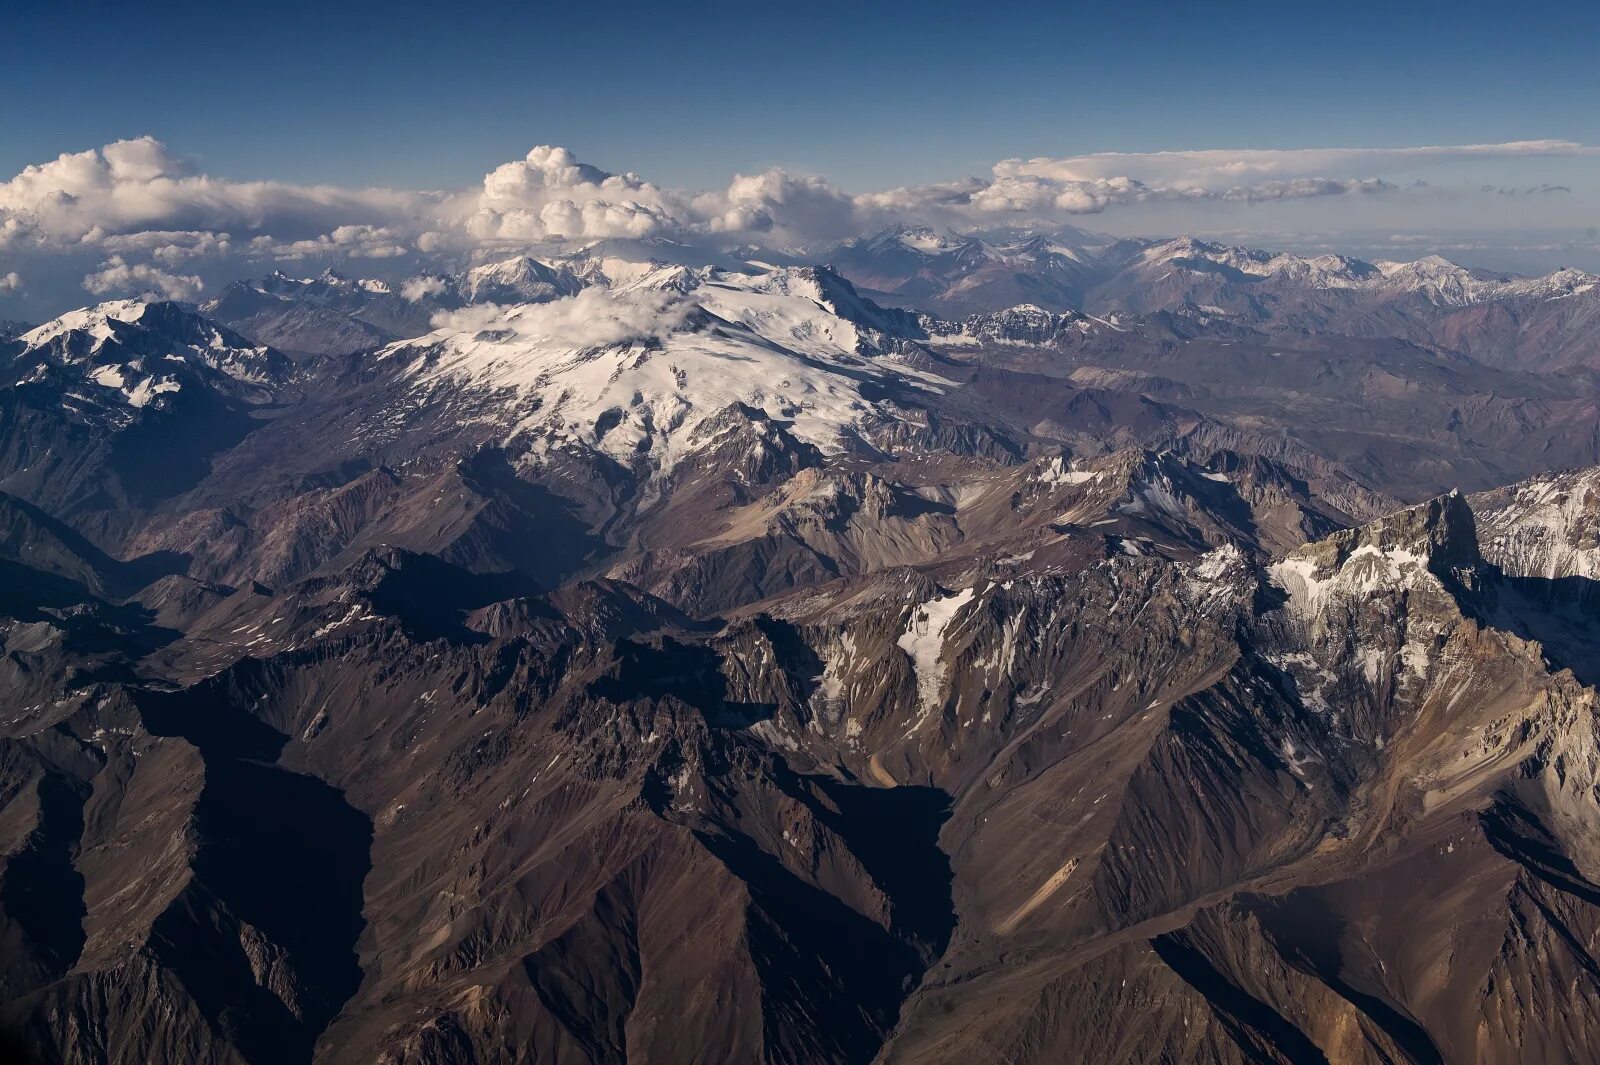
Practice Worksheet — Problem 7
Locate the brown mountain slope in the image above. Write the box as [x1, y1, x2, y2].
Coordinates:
[0, 473, 1597, 1063]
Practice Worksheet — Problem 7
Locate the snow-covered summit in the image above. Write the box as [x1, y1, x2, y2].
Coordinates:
[923, 303, 1104, 346]
[378, 265, 952, 474]
[6, 298, 290, 412]
[1138, 237, 1597, 307]
[19, 298, 157, 348]
[462, 255, 584, 305]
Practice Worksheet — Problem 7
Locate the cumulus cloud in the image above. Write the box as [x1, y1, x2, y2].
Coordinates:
[249, 224, 411, 260]
[431, 286, 691, 349]
[3, 135, 1594, 313]
[82, 256, 204, 301]
[0, 136, 428, 253]
[697, 169, 859, 243]
[0, 272, 21, 293]
[463, 145, 677, 243]
[94, 229, 233, 263]
[401, 275, 449, 302]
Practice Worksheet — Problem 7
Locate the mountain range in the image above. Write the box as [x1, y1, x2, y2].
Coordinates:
[1, 229, 1599, 1064]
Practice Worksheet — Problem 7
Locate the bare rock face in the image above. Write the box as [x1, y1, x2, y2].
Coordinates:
[1472, 466, 1600, 581]
[2, 468, 1598, 1064]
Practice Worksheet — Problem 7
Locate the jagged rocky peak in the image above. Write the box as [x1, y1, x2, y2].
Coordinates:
[956, 446, 1339, 561]
[1314, 488, 1479, 570]
[924, 303, 1100, 346]
[1272, 489, 1481, 603]
[677, 402, 824, 487]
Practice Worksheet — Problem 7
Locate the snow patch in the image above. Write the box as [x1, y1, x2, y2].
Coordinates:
[897, 586, 977, 723]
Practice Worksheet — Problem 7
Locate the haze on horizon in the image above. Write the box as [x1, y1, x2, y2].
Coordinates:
[2, 0, 1598, 317]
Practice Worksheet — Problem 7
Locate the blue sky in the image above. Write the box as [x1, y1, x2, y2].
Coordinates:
[6, 0, 1597, 190]
[2, 0, 1599, 314]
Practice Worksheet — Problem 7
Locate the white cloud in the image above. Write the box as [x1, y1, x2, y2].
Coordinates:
[430, 286, 690, 349]
[463, 145, 677, 243]
[0, 271, 20, 293]
[0, 136, 429, 251]
[401, 275, 448, 302]
[82, 256, 203, 301]
[698, 169, 858, 243]
[3, 135, 1595, 312]
[249, 224, 411, 260]
[996, 140, 1599, 186]
[854, 171, 1393, 222]
[94, 229, 233, 263]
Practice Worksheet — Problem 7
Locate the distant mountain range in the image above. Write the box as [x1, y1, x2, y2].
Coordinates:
[192, 229, 1600, 380]
[824, 226, 1600, 371]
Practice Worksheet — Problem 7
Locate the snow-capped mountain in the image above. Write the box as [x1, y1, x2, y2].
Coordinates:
[204, 246, 736, 357]
[1108, 237, 1597, 309]
[1473, 465, 1600, 581]
[1086, 237, 1600, 365]
[201, 268, 458, 357]
[551, 236, 772, 288]
[11, 298, 289, 401]
[460, 255, 585, 304]
[828, 224, 1111, 316]
[378, 265, 951, 475]
[817, 228, 1600, 371]
[0, 299, 293, 513]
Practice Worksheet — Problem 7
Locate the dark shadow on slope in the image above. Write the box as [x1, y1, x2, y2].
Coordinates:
[0, 559, 182, 667]
[1201, 476, 1266, 544]
[0, 490, 188, 598]
[810, 779, 955, 958]
[0, 770, 89, 1002]
[519, 877, 643, 1063]
[137, 682, 372, 1064]
[1244, 892, 1445, 1065]
[750, 616, 827, 704]
[671, 752, 954, 1063]
[1481, 799, 1600, 907]
[149, 760, 371, 1064]
[110, 393, 265, 508]
[1151, 930, 1331, 1065]
[458, 448, 607, 587]
[589, 637, 777, 727]
[359, 549, 546, 644]
[1483, 571, 1600, 687]
[0, 559, 102, 620]
[694, 826, 929, 1065]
